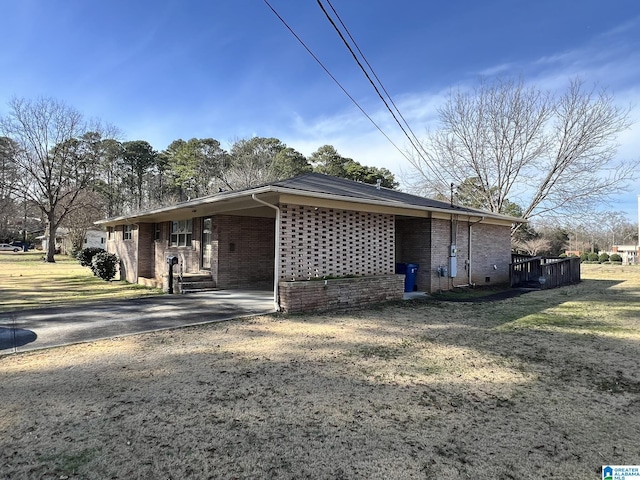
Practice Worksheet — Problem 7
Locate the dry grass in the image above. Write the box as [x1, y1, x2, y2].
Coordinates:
[1, 264, 639, 478]
[0, 252, 161, 312]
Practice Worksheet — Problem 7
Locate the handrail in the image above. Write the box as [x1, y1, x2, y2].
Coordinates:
[510, 255, 580, 289]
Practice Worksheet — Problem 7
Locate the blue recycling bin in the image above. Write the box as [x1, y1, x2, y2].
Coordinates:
[405, 263, 419, 292]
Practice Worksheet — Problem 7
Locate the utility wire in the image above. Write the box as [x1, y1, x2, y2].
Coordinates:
[317, 0, 421, 153]
[317, 0, 444, 181]
[262, 0, 412, 163]
[323, 0, 426, 154]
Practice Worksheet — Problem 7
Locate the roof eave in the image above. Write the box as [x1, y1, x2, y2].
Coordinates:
[95, 184, 525, 226]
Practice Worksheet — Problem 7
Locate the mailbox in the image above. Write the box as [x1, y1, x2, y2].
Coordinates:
[167, 255, 179, 294]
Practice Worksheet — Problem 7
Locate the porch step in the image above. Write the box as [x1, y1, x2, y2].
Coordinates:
[179, 274, 217, 294]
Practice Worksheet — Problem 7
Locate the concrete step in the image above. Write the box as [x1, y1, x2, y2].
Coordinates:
[181, 287, 219, 294]
[179, 274, 217, 294]
[181, 274, 212, 282]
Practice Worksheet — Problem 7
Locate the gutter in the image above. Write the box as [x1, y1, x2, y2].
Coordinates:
[251, 194, 281, 312]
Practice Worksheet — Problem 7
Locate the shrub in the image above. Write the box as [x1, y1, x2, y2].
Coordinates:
[587, 252, 600, 262]
[610, 253, 622, 263]
[91, 251, 119, 281]
[598, 252, 610, 263]
[77, 247, 105, 267]
[580, 252, 589, 262]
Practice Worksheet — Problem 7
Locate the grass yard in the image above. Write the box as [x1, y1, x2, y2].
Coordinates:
[0, 251, 162, 312]
[0, 264, 639, 478]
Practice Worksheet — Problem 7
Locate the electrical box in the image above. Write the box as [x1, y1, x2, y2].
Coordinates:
[437, 265, 448, 277]
[449, 256, 457, 277]
[448, 245, 457, 277]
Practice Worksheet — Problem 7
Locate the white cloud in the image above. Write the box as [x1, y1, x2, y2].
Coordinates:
[279, 17, 640, 220]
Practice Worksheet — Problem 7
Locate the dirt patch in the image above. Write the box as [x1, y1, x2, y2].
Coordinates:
[1, 265, 639, 478]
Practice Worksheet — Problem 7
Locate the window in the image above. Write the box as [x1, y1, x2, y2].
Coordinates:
[123, 224, 133, 241]
[107, 227, 113, 240]
[170, 220, 192, 247]
[154, 223, 161, 241]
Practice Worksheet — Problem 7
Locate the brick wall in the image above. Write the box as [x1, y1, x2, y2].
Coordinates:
[427, 218, 510, 292]
[149, 220, 201, 285]
[469, 222, 511, 285]
[107, 225, 138, 283]
[215, 215, 275, 288]
[137, 223, 154, 278]
[279, 204, 394, 280]
[395, 218, 431, 292]
[394, 217, 511, 293]
[278, 274, 404, 313]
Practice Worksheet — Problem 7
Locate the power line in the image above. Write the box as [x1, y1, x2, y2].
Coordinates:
[262, 0, 412, 163]
[317, 1, 420, 152]
[317, 0, 444, 181]
[323, 0, 426, 153]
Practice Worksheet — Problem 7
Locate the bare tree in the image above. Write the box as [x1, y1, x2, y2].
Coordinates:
[0, 137, 20, 239]
[407, 78, 636, 228]
[223, 137, 285, 189]
[513, 237, 551, 256]
[60, 190, 105, 255]
[0, 97, 113, 262]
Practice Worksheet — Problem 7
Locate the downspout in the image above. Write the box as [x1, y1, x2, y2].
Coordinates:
[467, 216, 485, 286]
[251, 194, 281, 312]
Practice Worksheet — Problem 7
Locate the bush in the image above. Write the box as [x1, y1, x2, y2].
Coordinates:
[580, 252, 589, 262]
[77, 247, 105, 267]
[610, 253, 622, 263]
[91, 251, 119, 281]
[598, 252, 610, 263]
[587, 252, 600, 262]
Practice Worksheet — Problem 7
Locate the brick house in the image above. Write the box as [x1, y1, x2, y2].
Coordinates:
[96, 173, 521, 312]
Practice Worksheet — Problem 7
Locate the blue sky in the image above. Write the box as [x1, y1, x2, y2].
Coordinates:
[1, 0, 639, 220]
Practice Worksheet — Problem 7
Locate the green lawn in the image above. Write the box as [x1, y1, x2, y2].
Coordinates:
[0, 251, 162, 312]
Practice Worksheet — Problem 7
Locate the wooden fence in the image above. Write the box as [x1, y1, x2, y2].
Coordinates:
[510, 255, 581, 289]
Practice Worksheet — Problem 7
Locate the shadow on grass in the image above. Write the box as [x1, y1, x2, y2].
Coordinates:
[3, 280, 639, 479]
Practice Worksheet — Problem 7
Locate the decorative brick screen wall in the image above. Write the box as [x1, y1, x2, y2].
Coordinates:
[279, 204, 395, 280]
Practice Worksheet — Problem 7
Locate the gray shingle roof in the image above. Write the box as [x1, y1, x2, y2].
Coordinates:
[97, 172, 523, 224]
[272, 173, 493, 216]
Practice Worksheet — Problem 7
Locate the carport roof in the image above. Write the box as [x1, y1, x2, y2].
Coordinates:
[96, 173, 524, 225]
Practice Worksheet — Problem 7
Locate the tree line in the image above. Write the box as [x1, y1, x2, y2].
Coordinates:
[0, 97, 397, 261]
[1, 76, 636, 262]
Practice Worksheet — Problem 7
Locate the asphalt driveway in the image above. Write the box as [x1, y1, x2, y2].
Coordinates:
[0, 290, 275, 355]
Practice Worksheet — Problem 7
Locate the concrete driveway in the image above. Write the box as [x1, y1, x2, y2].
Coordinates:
[0, 290, 275, 355]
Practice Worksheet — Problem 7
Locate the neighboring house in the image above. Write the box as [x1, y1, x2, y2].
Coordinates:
[38, 228, 65, 254]
[40, 227, 107, 255]
[611, 245, 639, 264]
[61, 228, 107, 255]
[96, 173, 522, 312]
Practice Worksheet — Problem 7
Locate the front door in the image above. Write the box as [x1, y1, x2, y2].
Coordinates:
[201, 217, 212, 270]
